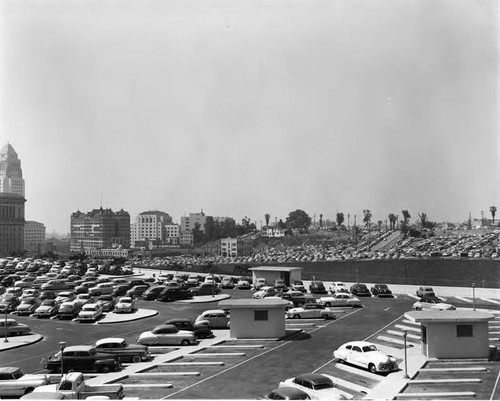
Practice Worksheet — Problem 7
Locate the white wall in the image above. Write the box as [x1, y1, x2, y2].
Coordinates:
[229, 307, 286, 338]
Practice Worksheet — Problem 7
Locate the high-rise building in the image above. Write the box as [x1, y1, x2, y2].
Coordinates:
[130, 210, 174, 248]
[0, 143, 25, 196]
[0, 193, 26, 256]
[0, 143, 26, 256]
[70, 207, 130, 253]
[24, 220, 46, 255]
[180, 211, 207, 233]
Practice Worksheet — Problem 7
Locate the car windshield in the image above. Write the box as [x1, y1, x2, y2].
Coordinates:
[312, 382, 334, 390]
[42, 300, 54, 306]
[362, 345, 378, 352]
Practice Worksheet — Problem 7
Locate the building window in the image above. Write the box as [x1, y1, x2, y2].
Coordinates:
[457, 324, 473, 337]
[254, 310, 268, 321]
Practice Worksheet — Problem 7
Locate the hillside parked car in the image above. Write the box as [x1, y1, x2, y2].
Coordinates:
[77, 303, 103, 323]
[34, 299, 59, 318]
[370, 284, 393, 298]
[319, 293, 362, 308]
[333, 341, 399, 373]
[137, 324, 196, 346]
[309, 281, 327, 294]
[412, 296, 456, 311]
[43, 345, 122, 373]
[278, 373, 352, 400]
[94, 337, 151, 363]
[0, 318, 31, 336]
[114, 297, 136, 313]
[416, 286, 435, 298]
[349, 283, 371, 297]
[0, 366, 50, 398]
[96, 295, 116, 312]
[286, 304, 336, 319]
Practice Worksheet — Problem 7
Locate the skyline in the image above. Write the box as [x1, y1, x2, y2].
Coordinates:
[1, 0, 498, 234]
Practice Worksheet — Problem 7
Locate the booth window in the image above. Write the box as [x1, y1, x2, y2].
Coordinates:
[254, 310, 268, 321]
[456, 324, 473, 337]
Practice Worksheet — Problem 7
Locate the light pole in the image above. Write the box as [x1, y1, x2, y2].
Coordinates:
[211, 273, 215, 297]
[403, 330, 409, 379]
[472, 283, 476, 311]
[4, 308, 8, 343]
[59, 341, 66, 378]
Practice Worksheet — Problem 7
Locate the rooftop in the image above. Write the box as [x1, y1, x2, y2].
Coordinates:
[405, 310, 495, 323]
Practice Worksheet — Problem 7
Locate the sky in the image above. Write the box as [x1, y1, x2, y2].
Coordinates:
[0, 0, 498, 234]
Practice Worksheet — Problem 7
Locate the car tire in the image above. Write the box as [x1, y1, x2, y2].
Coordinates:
[337, 358, 345, 364]
[321, 314, 329, 319]
[324, 302, 331, 307]
[293, 314, 301, 319]
[368, 363, 377, 373]
[131, 355, 142, 363]
[100, 365, 111, 373]
[24, 387, 34, 395]
[181, 339, 191, 346]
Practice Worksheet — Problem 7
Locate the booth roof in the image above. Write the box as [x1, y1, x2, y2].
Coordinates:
[219, 298, 291, 308]
[248, 266, 302, 272]
[405, 310, 495, 323]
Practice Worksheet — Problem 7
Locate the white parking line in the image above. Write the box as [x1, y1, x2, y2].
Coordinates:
[407, 294, 421, 300]
[455, 296, 473, 303]
[394, 324, 421, 333]
[387, 330, 420, 340]
[322, 372, 372, 394]
[481, 298, 500, 305]
[333, 360, 382, 379]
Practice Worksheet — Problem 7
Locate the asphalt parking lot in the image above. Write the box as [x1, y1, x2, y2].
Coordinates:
[1, 274, 500, 399]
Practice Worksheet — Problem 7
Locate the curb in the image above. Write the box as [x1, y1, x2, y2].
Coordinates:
[0, 334, 43, 352]
[97, 309, 158, 325]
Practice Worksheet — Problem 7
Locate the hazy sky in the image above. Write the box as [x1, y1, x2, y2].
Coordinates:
[0, 0, 498, 234]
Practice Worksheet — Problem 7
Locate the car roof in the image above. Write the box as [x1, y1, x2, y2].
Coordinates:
[95, 337, 125, 346]
[295, 373, 331, 385]
[165, 318, 191, 324]
[64, 345, 94, 352]
[270, 387, 309, 398]
[343, 341, 373, 347]
[201, 309, 226, 314]
[0, 367, 20, 374]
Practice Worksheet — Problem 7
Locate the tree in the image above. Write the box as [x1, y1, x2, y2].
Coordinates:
[192, 222, 204, 245]
[363, 209, 372, 228]
[336, 212, 344, 227]
[388, 213, 397, 230]
[401, 210, 411, 237]
[319, 214, 323, 227]
[490, 206, 497, 225]
[418, 213, 427, 227]
[264, 213, 270, 227]
[277, 219, 286, 229]
[285, 209, 312, 230]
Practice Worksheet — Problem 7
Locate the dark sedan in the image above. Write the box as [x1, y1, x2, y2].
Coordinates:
[370, 284, 393, 297]
[44, 345, 122, 373]
[350, 283, 371, 297]
[94, 337, 151, 363]
[165, 318, 213, 339]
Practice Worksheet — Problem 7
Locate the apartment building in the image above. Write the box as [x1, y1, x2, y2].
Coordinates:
[24, 220, 46, 254]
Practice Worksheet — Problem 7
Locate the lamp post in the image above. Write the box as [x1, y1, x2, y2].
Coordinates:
[211, 273, 215, 297]
[472, 283, 476, 311]
[59, 341, 66, 379]
[4, 308, 8, 343]
[403, 330, 409, 379]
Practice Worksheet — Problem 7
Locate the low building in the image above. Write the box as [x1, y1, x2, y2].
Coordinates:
[220, 237, 237, 257]
[0, 192, 25, 256]
[24, 220, 46, 255]
[219, 298, 290, 339]
[405, 310, 495, 359]
[249, 266, 302, 287]
[262, 226, 285, 238]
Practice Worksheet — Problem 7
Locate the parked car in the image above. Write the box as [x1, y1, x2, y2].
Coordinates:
[235, 279, 252, 290]
[43, 345, 122, 373]
[57, 300, 81, 319]
[349, 283, 371, 297]
[278, 373, 352, 400]
[113, 285, 130, 297]
[96, 295, 116, 312]
[159, 287, 193, 302]
[40, 279, 74, 292]
[416, 286, 435, 298]
[127, 279, 149, 288]
[221, 277, 234, 289]
[74, 293, 95, 306]
[20, 289, 40, 300]
[77, 303, 103, 322]
[114, 297, 136, 313]
[274, 279, 288, 292]
[333, 341, 399, 373]
[329, 282, 349, 294]
[0, 295, 20, 313]
[0, 366, 50, 398]
[291, 280, 306, 293]
[253, 277, 267, 290]
[309, 281, 327, 294]
[34, 299, 59, 318]
[286, 304, 336, 319]
[89, 283, 114, 297]
[126, 285, 149, 298]
[370, 284, 393, 298]
[189, 283, 221, 297]
[412, 296, 456, 311]
[194, 309, 230, 329]
[142, 285, 166, 300]
[16, 297, 40, 316]
[264, 387, 311, 400]
[273, 291, 309, 307]
[0, 318, 31, 336]
[164, 318, 213, 339]
[253, 286, 277, 299]
[55, 291, 76, 304]
[319, 293, 362, 308]
[39, 290, 56, 301]
[137, 324, 196, 346]
[94, 337, 151, 363]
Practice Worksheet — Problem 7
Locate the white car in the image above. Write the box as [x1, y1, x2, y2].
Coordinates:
[252, 286, 276, 299]
[77, 303, 103, 322]
[319, 293, 362, 308]
[278, 373, 352, 400]
[412, 296, 456, 311]
[329, 282, 350, 294]
[137, 324, 195, 346]
[286, 304, 336, 319]
[114, 297, 136, 313]
[333, 341, 399, 373]
[194, 309, 230, 329]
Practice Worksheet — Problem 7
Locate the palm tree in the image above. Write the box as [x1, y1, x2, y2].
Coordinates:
[388, 213, 397, 230]
[264, 213, 270, 227]
[363, 209, 372, 228]
[490, 206, 497, 225]
[319, 214, 323, 227]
